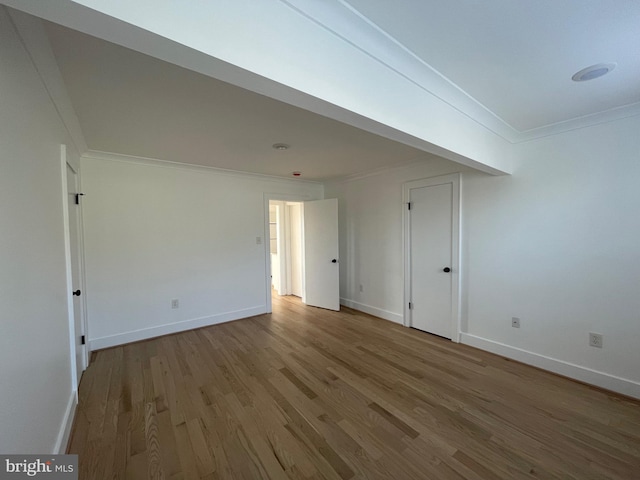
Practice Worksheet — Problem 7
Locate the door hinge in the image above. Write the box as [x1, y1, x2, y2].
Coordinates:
[81, 335, 86, 345]
[407, 202, 412, 210]
[409, 302, 413, 310]
[75, 193, 84, 205]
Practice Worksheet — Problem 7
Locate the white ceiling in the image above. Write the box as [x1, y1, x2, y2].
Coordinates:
[39, 0, 640, 180]
[342, 0, 640, 133]
[45, 22, 433, 182]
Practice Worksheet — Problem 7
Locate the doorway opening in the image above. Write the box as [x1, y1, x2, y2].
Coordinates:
[264, 197, 340, 313]
[269, 200, 304, 301]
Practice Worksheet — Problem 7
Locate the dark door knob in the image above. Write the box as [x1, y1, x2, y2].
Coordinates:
[332, 259, 338, 263]
[443, 267, 451, 273]
[73, 289, 81, 296]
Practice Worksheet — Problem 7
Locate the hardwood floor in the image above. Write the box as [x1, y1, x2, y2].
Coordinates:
[68, 295, 640, 479]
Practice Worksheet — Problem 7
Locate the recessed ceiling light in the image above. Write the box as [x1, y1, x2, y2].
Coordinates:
[572, 63, 616, 82]
[272, 143, 290, 150]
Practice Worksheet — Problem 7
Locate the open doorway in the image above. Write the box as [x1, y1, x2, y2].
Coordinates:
[264, 197, 340, 313]
[269, 200, 304, 299]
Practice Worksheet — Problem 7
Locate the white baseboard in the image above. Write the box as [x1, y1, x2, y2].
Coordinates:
[53, 391, 77, 454]
[460, 333, 640, 399]
[340, 298, 403, 324]
[89, 306, 266, 350]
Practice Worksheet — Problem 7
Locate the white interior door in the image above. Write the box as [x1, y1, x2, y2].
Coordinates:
[408, 179, 456, 339]
[66, 162, 87, 383]
[303, 199, 340, 311]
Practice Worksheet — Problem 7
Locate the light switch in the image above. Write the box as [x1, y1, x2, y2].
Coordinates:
[256, 236, 262, 245]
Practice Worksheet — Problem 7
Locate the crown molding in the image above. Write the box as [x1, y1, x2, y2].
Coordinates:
[82, 150, 323, 185]
[279, 0, 519, 143]
[326, 156, 438, 184]
[7, 7, 88, 155]
[281, 0, 640, 144]
[514, 101, 640, 142]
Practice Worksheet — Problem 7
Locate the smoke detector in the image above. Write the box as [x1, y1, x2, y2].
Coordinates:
[572, 63, 616, 82]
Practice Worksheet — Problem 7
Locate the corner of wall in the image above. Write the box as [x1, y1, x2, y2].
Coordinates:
[7, 7, 88, 157]
[340, 298, 403, 324]
[53, 391, 77, 454]
[460, 333, 640, 399]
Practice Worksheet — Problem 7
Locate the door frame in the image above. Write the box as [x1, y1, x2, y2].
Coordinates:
[268, 200, 287, 296]
[61, 145, 89, 393]
[263, 193, 313, 313]
[286, 202, 304, 298]
[403, 173, 461, 342]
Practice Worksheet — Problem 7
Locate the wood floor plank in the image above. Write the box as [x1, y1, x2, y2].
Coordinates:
[68, 294, 640, 479]
[145, 402, 166, 480]
[185, 417, 216, 478]
[156, 409, 182, 478]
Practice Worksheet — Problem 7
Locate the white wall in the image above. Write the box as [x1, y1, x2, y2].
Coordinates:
[0, 7, 78, 453]
[3, 0, 514, 175]
[462, 115, 640, 395]
[325, 157, 475, 323]
[326, 116, 640, 397]
[81, 155, 322, 349]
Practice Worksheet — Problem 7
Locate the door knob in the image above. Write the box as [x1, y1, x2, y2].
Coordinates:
[443, 267, 451, 273]
[332, 259, 338, 263]
[73, 289, 81, 296]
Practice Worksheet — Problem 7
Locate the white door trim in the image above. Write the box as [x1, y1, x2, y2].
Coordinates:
[263, 193, 313, 313]
[403, 173, 461, 342]
[75, 156, 90, 367]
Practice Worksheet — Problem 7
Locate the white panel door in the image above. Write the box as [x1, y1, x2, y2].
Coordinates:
[303, 199, 340, 311]
[66, 163, 87, 383]
[409, 183, 453, 338]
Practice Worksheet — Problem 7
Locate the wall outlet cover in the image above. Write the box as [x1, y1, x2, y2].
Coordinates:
[589, 332, 603, 348]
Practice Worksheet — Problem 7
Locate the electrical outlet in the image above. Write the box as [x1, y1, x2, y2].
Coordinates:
[171, 299, 179, 309]
[589, 332, 603, 348]
[511, 317, 520, 328]
[359, 284, 363, 293]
